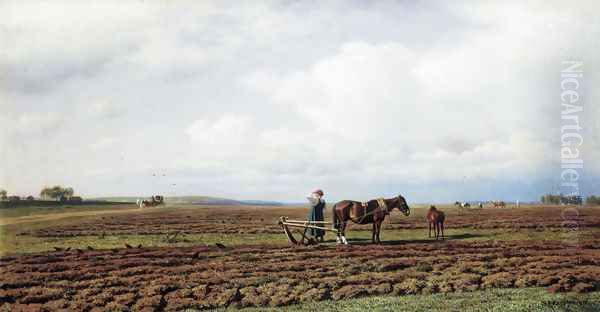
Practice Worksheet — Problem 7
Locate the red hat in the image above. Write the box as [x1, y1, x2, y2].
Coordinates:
[313, 189, 324, 196]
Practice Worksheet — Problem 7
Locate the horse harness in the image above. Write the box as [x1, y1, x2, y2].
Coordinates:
[353, 198, 389, 223]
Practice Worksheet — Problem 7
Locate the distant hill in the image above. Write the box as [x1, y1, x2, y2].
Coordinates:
[90, 197, 141, 203]
[91, 196, 284, 206]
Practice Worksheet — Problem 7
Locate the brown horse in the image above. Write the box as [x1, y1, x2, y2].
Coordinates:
[427, 205, 445, 239]
[332, 195, 410, 244]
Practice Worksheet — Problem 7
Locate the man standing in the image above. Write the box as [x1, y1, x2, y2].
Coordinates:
[307, 189, 326, 242]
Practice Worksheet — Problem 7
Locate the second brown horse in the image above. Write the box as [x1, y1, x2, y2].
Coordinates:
[427, 205, 445, 239]
[332, 195, 410, 244]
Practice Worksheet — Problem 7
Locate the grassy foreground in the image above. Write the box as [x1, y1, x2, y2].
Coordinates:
[232, 288, 600, 312]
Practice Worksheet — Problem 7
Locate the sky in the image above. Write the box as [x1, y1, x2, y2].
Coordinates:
[1, 1, 599, 203]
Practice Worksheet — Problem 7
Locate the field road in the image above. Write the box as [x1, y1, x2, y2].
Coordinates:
[0, 206, 143, 226]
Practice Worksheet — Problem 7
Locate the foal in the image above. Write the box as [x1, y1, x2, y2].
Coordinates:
[427, 205, 445, 240]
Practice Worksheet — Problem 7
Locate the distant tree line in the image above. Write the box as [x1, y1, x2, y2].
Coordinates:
[540, 194, 583, 205]
[539, 193, 600, 205]
[587, 195, 600, 206]
[40, 186, 75, 201]
[1, 186, 80, 203]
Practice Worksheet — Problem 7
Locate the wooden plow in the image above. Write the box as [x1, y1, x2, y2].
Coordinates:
[278, 216, 338, 245]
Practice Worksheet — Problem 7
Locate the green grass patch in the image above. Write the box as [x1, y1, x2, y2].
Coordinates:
[2, 223, 597, 255]
[1, 204, 597, 255]
[0, 231, 290, 255]
[231, 288, 600, 312]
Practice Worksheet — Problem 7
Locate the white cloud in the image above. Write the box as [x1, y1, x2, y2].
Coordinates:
[187, 115, 252, 146]
[13, 112, 64, 136]
[0, 0, 598, 201]
[242, 37, 554, 184]
[92, 101, 122, 119]
[89, 137, 119, 151]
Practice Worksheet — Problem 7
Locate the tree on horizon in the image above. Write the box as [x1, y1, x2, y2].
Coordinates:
[40, 186, 75, 200]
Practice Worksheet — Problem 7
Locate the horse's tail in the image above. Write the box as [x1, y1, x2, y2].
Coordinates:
[332, 203, 339, 231]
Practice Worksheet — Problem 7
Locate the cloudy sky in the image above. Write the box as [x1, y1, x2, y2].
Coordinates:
[1, 1, 599, 202]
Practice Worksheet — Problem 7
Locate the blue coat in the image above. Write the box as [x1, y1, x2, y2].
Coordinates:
[308, 198, 325, 237]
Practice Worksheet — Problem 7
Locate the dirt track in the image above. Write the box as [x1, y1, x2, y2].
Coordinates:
[2, 239, 600, 311]
[0, 207, 144, 227]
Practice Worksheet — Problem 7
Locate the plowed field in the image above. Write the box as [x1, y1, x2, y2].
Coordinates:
[30, 205, 600, 237]
[1, 205, 599, 311]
